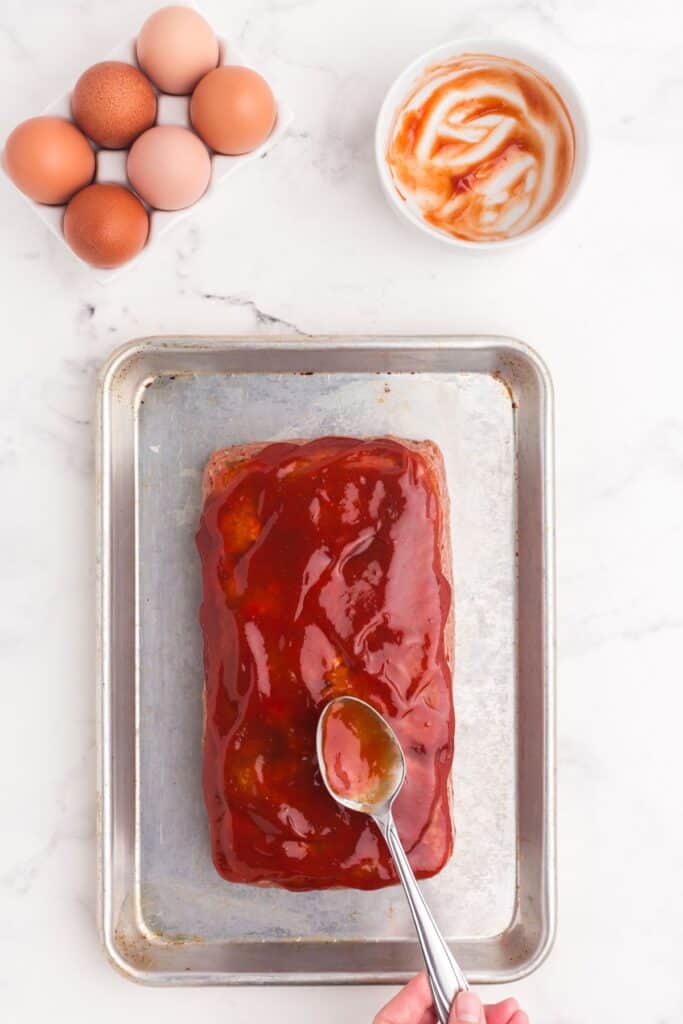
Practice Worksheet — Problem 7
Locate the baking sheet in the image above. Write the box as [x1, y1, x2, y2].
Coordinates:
[98, 337, 555, 985]
[137, 371, 515, 942]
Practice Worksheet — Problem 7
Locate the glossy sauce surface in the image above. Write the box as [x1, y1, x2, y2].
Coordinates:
[197, 436, 454, 890]
[321, 699, 401, 810]
[387, 54, 575, 241]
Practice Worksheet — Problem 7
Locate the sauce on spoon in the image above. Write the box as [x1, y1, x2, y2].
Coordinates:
[320, 698, 401, 811]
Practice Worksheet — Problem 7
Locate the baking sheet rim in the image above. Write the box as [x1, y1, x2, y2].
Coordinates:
[96, 334, 556, 986]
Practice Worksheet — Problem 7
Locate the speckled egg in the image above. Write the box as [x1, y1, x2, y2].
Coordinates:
[72, 61, 157, 149]
[63, 182, 149, 268]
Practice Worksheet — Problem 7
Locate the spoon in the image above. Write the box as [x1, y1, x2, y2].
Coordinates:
[316, 696, 469, 1023]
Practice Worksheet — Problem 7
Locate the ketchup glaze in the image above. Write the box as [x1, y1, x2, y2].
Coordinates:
[197, 437, 455, 890]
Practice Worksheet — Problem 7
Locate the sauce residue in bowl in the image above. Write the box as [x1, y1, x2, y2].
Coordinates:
[386, 53, 575, 242]
[321, 699, 401, 811]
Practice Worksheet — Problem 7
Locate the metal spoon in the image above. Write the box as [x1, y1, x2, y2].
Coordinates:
[316, 696, 469, 1023]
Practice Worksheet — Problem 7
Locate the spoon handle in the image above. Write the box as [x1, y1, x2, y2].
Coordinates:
[377, 813, 469, 1024]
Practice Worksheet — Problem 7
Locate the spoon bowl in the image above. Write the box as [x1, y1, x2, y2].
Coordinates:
[316, 696, 405, 817]
[316, 696, 469, 1023]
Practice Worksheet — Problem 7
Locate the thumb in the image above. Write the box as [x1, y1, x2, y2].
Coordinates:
[450, 990, 485, 1024]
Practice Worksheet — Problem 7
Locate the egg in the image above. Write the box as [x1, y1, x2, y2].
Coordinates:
[3, 116, 95, 205]
[190, 66, 276, 155]
[63, 183, 149, 268]
[127, 125, 211, 211]
[71, 61, 157, 149]
[136, 5, 219, 95]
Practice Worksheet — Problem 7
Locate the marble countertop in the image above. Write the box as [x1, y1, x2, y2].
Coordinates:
[1, 1, 682, 1021]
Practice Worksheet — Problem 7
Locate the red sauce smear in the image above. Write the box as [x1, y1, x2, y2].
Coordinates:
[321, 700, 400, 809]
[196, 436, 454, 890]
[387, 54, 575, 241]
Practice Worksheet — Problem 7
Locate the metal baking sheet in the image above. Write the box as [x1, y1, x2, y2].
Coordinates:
[97, 337, 555, 985]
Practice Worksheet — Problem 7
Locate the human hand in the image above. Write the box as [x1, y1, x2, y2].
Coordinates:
[373, 972, 529, 1024]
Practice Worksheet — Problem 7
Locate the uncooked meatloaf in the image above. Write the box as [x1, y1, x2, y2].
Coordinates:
[196, 436, 455, 891]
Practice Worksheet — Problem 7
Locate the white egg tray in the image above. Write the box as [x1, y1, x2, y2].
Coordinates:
[1, 21, 292, 283]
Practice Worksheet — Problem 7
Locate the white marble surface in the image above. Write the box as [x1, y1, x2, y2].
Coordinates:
[1, 0, 682, 1021]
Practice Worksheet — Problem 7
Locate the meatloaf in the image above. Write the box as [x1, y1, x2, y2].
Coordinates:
[196, 436, 455, 890]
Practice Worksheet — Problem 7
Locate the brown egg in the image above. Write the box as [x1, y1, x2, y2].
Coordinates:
[136, 5, 219, 95]
[3, 116, 95, 205]
[190, 66, 276, 155]
[63, 183, 149, 268]
[72, 61, 157, 149]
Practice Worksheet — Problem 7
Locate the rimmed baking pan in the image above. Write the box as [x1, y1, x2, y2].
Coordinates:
[97, 336, 555, 985]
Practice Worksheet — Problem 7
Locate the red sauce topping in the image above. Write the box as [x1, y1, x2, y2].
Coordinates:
[321, 699, 400, 809]
[197, 436, 454, 890]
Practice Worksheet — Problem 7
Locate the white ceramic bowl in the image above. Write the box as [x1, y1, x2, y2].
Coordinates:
[375, 38, 590, 249]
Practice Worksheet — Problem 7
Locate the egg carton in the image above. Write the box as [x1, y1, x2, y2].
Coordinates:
[1, 21, 292, 283]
